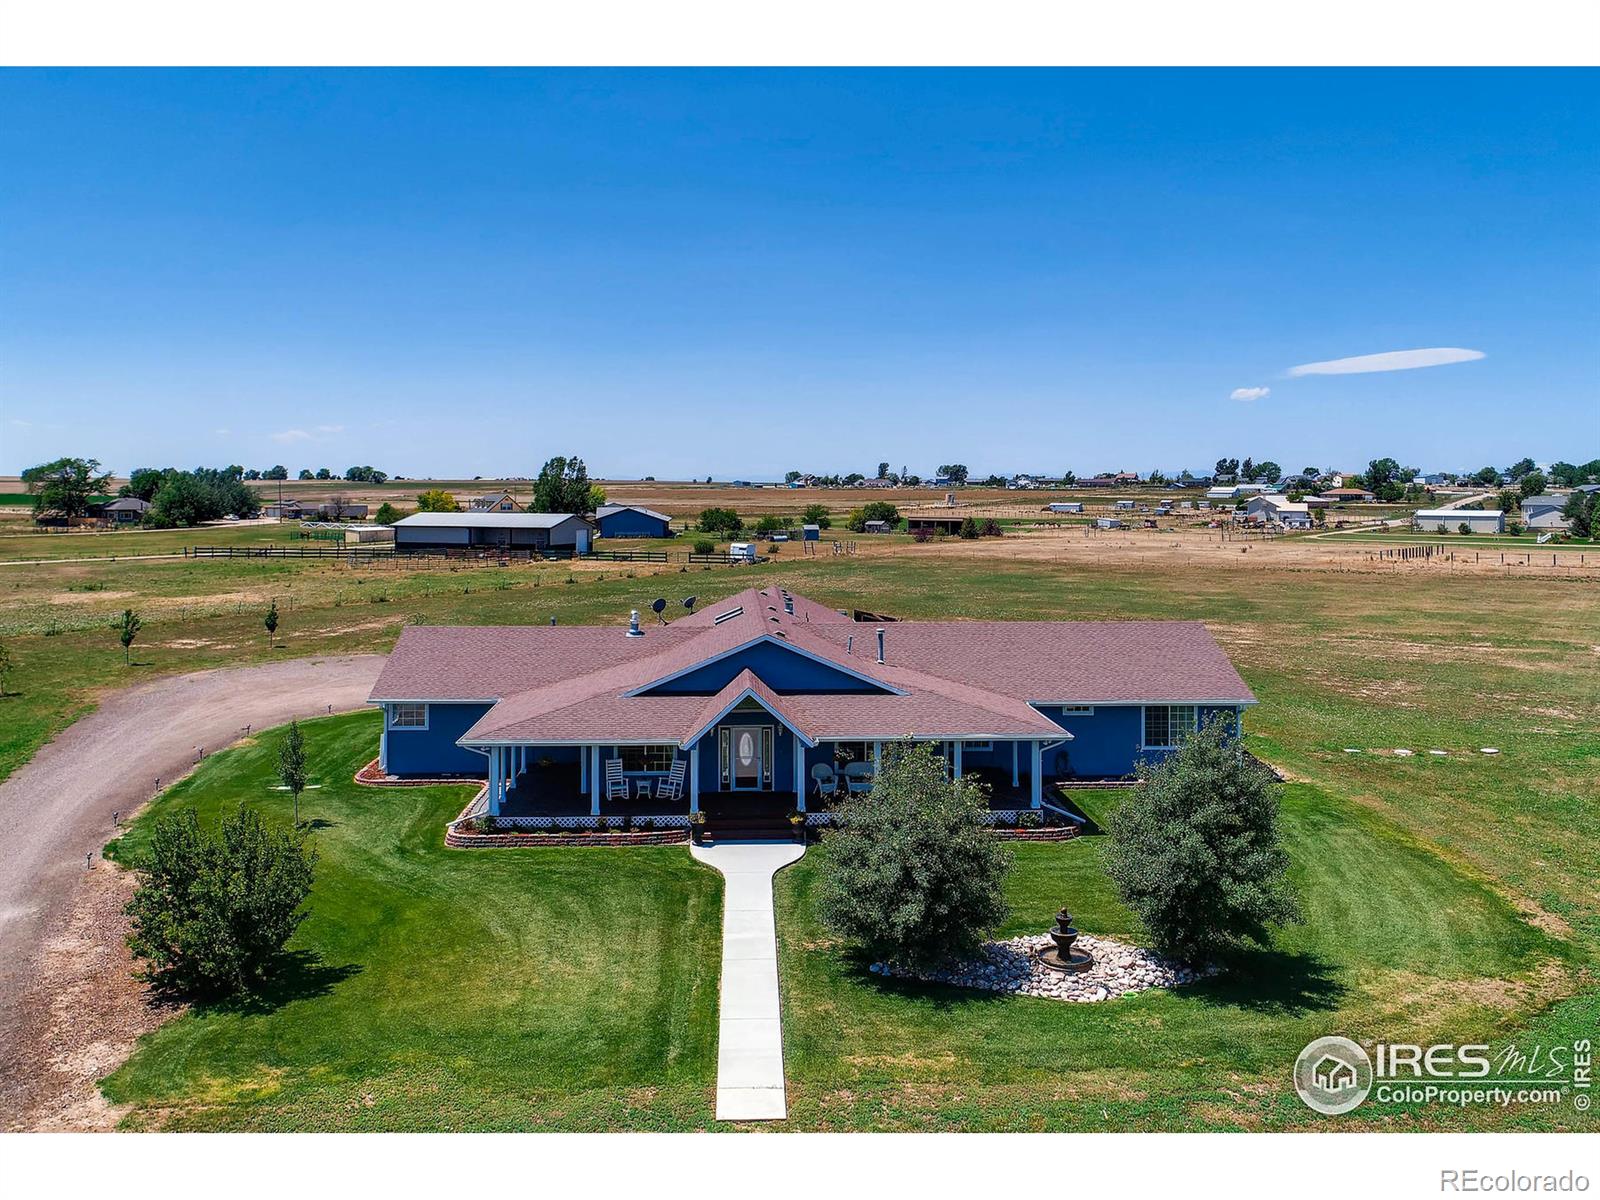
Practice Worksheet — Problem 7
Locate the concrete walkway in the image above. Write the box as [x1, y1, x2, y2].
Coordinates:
[689, 840, 805, 1121]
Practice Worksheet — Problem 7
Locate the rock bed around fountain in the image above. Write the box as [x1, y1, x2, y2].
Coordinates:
[870, 933, 1217, 1002]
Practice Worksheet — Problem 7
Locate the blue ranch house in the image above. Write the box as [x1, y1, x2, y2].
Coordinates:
[367, 587, 1255, 826]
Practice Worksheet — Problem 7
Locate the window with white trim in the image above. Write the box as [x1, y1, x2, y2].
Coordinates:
[1142, 705, 1197, 749]
[961, 740, 993, 753]
[1058, 705, 1095, 717]
[620, 744, 676, 773]
[389, 703, 428, 729]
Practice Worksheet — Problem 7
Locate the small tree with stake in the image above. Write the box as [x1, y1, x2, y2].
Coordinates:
[264, 599, 279, 647]
[118, 608, 141, 665]
[276, 720, 308, 828]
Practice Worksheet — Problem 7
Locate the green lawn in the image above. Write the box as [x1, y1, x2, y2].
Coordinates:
[102, 712, 724, 1131]
[773, 785, 1584, 1131]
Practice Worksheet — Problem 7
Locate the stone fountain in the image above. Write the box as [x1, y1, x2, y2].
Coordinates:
[1034, 906, 1094, 973]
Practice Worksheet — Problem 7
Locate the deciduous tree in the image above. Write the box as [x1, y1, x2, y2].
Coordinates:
[21, 456, 114, 518]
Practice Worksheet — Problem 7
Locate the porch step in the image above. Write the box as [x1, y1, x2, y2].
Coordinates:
[700, 814, 797, 844]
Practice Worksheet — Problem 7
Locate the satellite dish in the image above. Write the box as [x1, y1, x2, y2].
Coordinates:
[683, 596, 698, 611]
[651, 597, 667, 623]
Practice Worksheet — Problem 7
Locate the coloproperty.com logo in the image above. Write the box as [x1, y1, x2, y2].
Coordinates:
[1293, 1035, 1593, 1116]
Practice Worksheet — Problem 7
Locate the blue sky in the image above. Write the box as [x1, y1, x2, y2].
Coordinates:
[1, 69, 1594, 480]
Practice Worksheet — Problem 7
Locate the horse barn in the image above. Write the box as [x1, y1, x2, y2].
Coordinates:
[1412, 508, 1505, 534]
[595, 503, 674, 538]
[392, 511, 595, 554]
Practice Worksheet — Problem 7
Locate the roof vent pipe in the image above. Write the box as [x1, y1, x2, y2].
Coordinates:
[626, 610, 644, 638]
[846, 635, 854, 655]
[876, 627, 886, 664]
[550, 616, 557, 626]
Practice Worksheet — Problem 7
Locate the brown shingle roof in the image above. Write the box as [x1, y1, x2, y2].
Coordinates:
[371, 585, 1255, 745]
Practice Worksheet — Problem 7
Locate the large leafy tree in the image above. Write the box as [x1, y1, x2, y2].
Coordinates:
[816, 742, 1012, 970]
[1519, 471, 1547, 499]
[122, 466, 171, 501]
[1563, 490, 1597, 540]
[22, 456, 114, 517]
[1105, 715, 1300, 962]
[532, 455, 595, 514]
[415, 489, 458, 512]
[936, 463, 969, 484]
[125, 805, 316, 998]
[697, 506, 743, 535]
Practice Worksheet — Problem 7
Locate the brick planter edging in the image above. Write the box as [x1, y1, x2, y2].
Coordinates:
[354, 758, 482, 788]
[446, 827, 689, 848]
[990, 826, 1080, 841]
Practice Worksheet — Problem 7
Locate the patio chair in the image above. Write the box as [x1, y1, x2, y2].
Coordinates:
[843, 761, 874, 794]
[603, 758, 628, 802]
[655, 759, 687, 804]
[810, 763, 839, 800]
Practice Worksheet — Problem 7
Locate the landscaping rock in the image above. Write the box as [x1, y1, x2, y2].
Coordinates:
[871, 933, 1218, 1003]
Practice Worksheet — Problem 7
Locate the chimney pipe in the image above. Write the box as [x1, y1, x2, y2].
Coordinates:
[627, 610, 643, 638]
[549, 616, 557, 626]
[876, 627, 885, 664]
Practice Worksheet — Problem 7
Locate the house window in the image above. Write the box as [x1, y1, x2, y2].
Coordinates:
[389, 703, 428, 729]
[961, 740, 993, 753]
[620, 744, 676, 773]
[1058, 706, 1095, 717]
[1142, 705, 1197, 749]
[833, 741, 870, 766]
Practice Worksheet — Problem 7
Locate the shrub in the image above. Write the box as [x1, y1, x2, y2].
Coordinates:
[1104, 716, 1299, 962]
[1507, 520, 1525, 536]
[958, 516, 980, 539]
[981, 518, 1002, 537]
[1458, 522, 1472, 535]
[693, 539, 716, 555]
[816, 742, 1012, 970]
[802, 503, 832, 529]
[911, 525, 932, 544]
[1015, 809, 1041, 828]
[125, 806, 316, 997]
[373, 502, 402, 525]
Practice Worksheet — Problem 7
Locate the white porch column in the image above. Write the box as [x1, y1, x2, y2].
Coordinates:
[1011, 741, 1019, 787]
[488, 747, 502, 817]
[872, 741, 882, 774]
[579, 744, 588, 791]
[953, 740, 964, 778]
[1030, 741, 1043, 808]
[794, 743, 806, 811]
[689, 747, 701, 814]
[590, 745, 601, 816]
[506, 745, 516, 790]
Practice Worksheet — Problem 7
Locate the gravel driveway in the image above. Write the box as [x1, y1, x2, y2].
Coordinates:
[0, 654, 384, 1124]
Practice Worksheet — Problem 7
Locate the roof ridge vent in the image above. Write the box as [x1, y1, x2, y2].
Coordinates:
[712, 605, 745, 625]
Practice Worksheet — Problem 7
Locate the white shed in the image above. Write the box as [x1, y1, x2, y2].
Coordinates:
[1412, 509, 1504, 534]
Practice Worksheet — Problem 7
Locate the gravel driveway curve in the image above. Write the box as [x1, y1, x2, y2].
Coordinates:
[0, 653, 384, 1120]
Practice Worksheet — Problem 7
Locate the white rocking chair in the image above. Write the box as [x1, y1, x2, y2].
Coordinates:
[655, 759, 688, 804]
[604, 758, 629, 802]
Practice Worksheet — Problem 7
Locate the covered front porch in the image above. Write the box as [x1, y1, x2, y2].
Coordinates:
[474, 732, 1067, 821]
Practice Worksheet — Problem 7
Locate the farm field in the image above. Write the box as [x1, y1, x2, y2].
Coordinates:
[2, 525, 1591, 1130]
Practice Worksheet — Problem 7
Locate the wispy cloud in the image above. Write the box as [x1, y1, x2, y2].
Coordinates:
[1230, 386, 1270, 401]
[315, 424, 344, 435]
[270, 428, 313, 444]
[1286, 347, 1485, 377]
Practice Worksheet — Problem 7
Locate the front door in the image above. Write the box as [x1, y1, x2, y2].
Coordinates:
[721, 725, 773, 790]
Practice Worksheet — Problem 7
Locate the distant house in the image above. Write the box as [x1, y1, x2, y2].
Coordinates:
[102, 496, 149, 524]
[264, 499, 304, 519]
[317, 502, 369, 521]
[1206, 486, 1243, 501]
[468, 490, 521, 513]
[393, 512, 595, 554]
[1319, 488, 1377, 503]
[1521, 498, 1570, 531]
[595, 503, 674, 538]
[1244, 495, 1312, 528]
[1413, 509, 1504, 534]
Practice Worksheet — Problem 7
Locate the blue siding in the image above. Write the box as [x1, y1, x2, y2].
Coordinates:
[694, 709, 802, 791]
[645, 640, 889, 695]
[384, 702, 492, 776]
[1038, 703, 1242, 778]
[597, 510, 673, 538]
